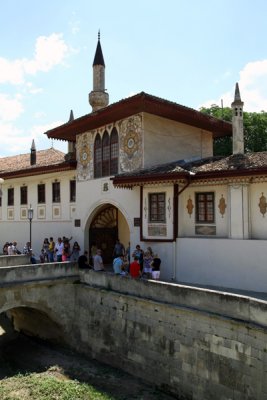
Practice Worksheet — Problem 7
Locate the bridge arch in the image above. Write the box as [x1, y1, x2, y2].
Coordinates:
[0, 277, 76, 344]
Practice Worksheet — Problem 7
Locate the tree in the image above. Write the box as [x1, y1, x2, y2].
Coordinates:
[200, 105, 267, 156]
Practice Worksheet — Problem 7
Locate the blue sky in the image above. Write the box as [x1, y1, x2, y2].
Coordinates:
[0, 0, 267, 157]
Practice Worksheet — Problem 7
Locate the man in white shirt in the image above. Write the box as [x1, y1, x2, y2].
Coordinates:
[54, 237, 64, 262]
[93, 249, 104, 271]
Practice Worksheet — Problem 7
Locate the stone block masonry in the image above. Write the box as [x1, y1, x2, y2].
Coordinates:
[1, 263, 267, 399]
[70, 271, 267, 399]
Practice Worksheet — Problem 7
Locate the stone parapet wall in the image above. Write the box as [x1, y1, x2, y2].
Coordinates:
[0, 255, 30, 267]
[0, 262, 79, 284]
[73, 271, 267, 399]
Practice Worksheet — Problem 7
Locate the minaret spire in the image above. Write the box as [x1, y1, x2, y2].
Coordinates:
[89, 31, 109, 112]
[231, 82, 244, 154]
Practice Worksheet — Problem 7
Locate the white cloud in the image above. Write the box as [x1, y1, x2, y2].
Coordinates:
[0, 33, 71, 156]
[24, 33, 69, 75]
[0, 120, 68, 157]
[0, 58, 25, 85]
[199, 59, 267, 112]
[0, 93, 24, 121]
[69, 14, 81, 35]
[0, 33, 70, 86]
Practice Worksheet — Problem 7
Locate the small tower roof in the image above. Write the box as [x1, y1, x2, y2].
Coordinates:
[231, 82, 244, 107]
[234, 82, 241, 102]
[68, 109, 74, 122]
[93, 31, 105, 67]
[31, 139, 36, 150]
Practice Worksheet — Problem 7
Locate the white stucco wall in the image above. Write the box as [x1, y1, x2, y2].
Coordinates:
[0, 171, 75, 254]
[250, 182, 267, 238]
[176, 237, 267, 292]
[143, 113, 213, 168]
[178, 184, 229, 238]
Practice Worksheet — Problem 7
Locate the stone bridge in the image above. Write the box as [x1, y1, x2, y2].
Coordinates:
[0, 258, 267, 399]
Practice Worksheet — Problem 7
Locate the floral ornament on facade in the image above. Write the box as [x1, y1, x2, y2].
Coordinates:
[186, 196, 194, 218]
[258, 193, 267, 217]
[218, 195, 227, 218]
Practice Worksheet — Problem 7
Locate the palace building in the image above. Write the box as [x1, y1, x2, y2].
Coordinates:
[1, 34, 267, 292]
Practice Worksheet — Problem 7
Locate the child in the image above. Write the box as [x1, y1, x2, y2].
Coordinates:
[129, 256, 141, 279]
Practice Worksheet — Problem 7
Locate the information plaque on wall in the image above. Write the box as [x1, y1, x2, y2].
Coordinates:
[134, 218, 140, 227]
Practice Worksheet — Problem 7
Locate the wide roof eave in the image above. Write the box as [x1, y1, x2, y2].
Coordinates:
[45, 92, 232, 142]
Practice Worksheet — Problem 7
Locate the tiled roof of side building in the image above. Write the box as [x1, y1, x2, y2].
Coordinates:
[0, 148, 67, 174]
[190, 152, 267, 173]
[112, 152, 267, 187]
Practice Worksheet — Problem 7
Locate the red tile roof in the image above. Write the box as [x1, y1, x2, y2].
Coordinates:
[0, 148, 76, 179]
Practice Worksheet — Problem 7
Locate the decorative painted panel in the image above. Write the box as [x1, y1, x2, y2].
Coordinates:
[52, 205, 61, 219]
[148, 224, 167, 237]
[186, 196, 194, 217]
[7, 208, 14, 220]
[119, 115, 143, 172]
[76, 132, 94, 181]
[258, 193, 267, 217]
[20, 207, 27, 220]
[70, 205, 76, 219]
[218, 195, 227, 218]
[37, 206, 46, 219]
[195, 225, 216, 235]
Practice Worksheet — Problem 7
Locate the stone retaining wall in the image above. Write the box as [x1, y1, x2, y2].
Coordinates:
[1, 265, 267, 399]
[70, 271, 267, 399]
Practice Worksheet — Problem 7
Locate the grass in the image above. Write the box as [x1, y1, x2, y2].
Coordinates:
[0, 371, 115, 400]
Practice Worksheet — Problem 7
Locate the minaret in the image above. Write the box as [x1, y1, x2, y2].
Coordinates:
[30, 139, 36, 165]
[231, 82, 244, 154]
[89, 31, 109, 112]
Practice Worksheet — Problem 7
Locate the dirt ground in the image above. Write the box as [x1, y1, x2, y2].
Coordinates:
[0, 331, 177, 400]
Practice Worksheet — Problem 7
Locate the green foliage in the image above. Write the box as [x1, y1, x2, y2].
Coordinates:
[0, 372, 114, 400]
[199, 105, 267, 156]
[200, 105, 232, 156]
[244, 111, 267, 152]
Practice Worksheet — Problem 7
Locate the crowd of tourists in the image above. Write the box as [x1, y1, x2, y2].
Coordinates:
[2, 236, 81, 264]
[78, 239, 161, 281]
[2, 237, 161, 280]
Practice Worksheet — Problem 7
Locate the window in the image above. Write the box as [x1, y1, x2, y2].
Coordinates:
[102, 131, 110, 177]
[94, 134, 102, 178]
[196, 192, 215, 223]
[149, 193, 166, 223]
[110, 128, 119, 175]
[8, 188, 14, 206]
[52, 182, 60, 203]
[94, 130, 119, 178]
[20, 186, 27, 205]
[70, 180, 76, 202]
[38, 184, 45, 204]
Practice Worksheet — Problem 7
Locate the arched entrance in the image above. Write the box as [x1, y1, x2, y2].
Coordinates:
[89, 204, 130, 265]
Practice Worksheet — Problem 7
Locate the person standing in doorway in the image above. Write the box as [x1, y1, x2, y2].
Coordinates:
[93, 249, 105, 271]
[113, 239, 125, 259]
